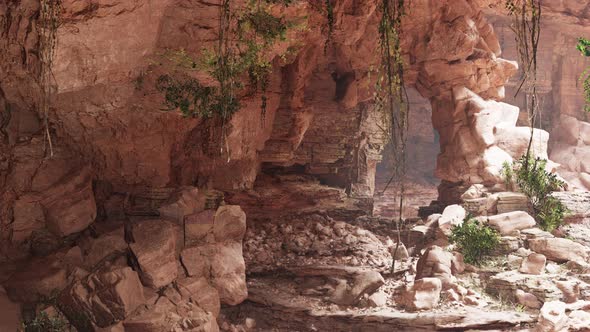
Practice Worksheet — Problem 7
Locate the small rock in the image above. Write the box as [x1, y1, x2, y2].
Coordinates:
[400, 278, 442, 311]
[556, 280, 580, 304]
[367, 291, 387, 307]
[245, 317, 256, 329]
[519, 253, 546, 275]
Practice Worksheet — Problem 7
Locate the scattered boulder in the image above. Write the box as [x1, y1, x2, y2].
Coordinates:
[416, 245, 454, 288]
[330, 270, 384, 306]
[556, 280, 580, 304]
[528, 238, 589, 263]
[213, 205, 247, 242]
[182, 242, 247, 305]
[41, 166, 97, 237]
[515, 289, 542, 309]
[60, 263, 145, 328]
[177, 277, 221, 317]
[519, 253, 546, 275]
[486, 211, 536, 235]
[184, 210, 215, 246]
[130, 219, 180, 288]
[400, 278, 442, 311]
[82, 227, 127, 269]
[536, 301, 568, 332]
[367, 291, 388, 307]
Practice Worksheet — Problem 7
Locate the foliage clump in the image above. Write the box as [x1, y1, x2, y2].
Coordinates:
[576, 37, 590, 112]
[502, 155, 567, 232]
[156, 0, 295, 121]
[449, 217, 500, 266]
[22, 312, 67, 332]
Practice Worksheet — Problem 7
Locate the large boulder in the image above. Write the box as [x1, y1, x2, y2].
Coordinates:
[330, 270, 384, 306]
[81, 227, 128, 269]
[181, 242, 247, 305]
[528, 238, 589, 263]
[213, 205, 247, 242]
[60, 263, 145, 329]
[130, 219, 180, 288]
[40, 166, 97, 237]
[486, 211, 536, 236]
[416, 245, 454, 288]
[177, 277, 221, 317]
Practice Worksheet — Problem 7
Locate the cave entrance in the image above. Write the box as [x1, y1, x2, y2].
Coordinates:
[373, 88, 440, 219]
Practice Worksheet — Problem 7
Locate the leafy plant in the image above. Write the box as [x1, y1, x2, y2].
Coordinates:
[157, 0, 293, 124]
[504, 155, 568, 231]
[22, 312, 67, 332]
[449, 217, 500, 265]
[501, 160, 514, 190]
[577, 37, 590, 112]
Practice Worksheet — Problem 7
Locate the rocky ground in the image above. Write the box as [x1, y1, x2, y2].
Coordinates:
[221, 180, 590, 332]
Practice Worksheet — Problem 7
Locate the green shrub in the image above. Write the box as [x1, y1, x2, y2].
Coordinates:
[23, 312, 67, 332]
[449, 217, 500, 265]
[509, 155, 568, 232]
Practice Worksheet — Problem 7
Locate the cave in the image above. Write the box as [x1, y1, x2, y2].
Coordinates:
[1, 0, 590, 331]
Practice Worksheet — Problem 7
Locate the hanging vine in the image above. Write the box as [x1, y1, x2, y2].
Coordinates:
[576, 37, 590, 113]
[38, 0, 62, 158]
[156, 0, 294, 124]
[505, 0, 542, 164]
[374, 0, 409, 274]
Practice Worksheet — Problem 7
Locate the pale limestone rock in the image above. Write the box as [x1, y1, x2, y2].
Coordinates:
[367, 291, 388, 307]
[438, 204, 466, 236]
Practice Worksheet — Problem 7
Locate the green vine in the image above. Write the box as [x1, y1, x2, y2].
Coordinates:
[374, 0, 409, 274]
[38, 0, 62, 157]
[156, 0, 292, 126]
[577, 37, 590, 112]
[505, 0, 542, 165]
